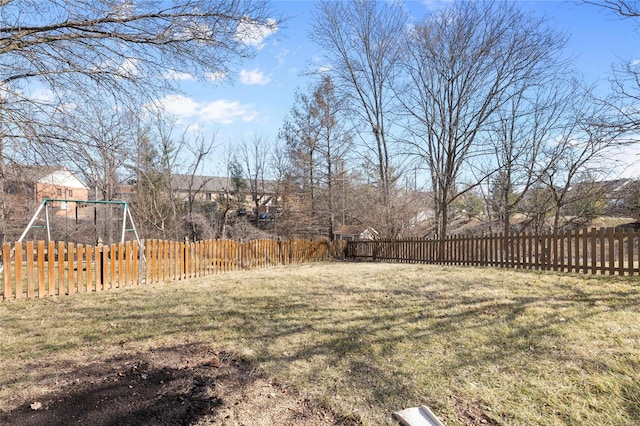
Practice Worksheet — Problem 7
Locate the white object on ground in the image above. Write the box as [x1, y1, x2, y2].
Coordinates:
[393, 405, 445, 426]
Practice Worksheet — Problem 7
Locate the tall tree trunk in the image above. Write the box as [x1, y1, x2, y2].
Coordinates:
[0, 146, 5, 245]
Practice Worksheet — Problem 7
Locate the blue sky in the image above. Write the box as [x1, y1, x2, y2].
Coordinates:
[160, 0, 640, 175]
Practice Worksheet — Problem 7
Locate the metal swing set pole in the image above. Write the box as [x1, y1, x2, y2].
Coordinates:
[122, 202, 146, 263]
[0, 199, 50, 274]
[17, 198, 49, 243]
[5, 198, 146, 267]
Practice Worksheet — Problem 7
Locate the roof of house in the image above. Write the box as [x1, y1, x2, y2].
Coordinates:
[6, 164, 60, 181]
[171, 174, 233, 193]
[5, 164, 88, 189]
[170, 174, 278, 194]
[334, 225, 378, 236]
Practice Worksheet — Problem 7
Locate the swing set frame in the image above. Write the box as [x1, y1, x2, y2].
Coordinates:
[18, 198, 143, 249]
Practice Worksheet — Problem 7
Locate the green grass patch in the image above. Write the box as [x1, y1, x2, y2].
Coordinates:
[0, 262, 639, 425]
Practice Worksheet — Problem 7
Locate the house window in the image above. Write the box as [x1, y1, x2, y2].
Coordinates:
[68, 189, 73, 197]
[205, 192, 212, 201]
[56, 188, 62, 196]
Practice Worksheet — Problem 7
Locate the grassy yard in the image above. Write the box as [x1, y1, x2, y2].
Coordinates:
[0, 262, 639, 425]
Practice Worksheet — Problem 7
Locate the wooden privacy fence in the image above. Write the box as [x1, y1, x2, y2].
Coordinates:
[1, 238, 344, 301]
[346, 227, 640, 276]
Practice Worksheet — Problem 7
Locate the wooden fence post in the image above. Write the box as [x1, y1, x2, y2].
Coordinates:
[618, 228, 625, 276]
[15, 241, 23, 298]
[67, 243, 74, 293]
[627, 229, 635, 276]
[48, 241, 55, 296]
[86, 245, 93, 291]
[37, 241, 45, 297]
[2, 243, 11, 300]
[133, 241, 139, 285]
[96, 242, 103, 291]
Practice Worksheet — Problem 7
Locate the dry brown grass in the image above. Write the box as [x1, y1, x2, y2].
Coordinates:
[0, 262, 639, 425]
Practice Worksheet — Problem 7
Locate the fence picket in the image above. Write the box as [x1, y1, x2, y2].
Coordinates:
[67, 243, 75, 294]
[584, 229, 590, 273]
[48, 241, 55, 296]
[3, 243, 11, 299]
[95, 245, 102, 291]
[27, 241, 35, 298]
[86, 245, 93, 291]
[618, 229, 625, 276]
[125, 242, 131, 285]
[109, 244, 116, 288]
[608, 229, 615, 275]
[77, 244, 84, 292]
[628, 230, 635, 276]
[133, 242, 139, 284]
[57, 242, 65, 295]
[38, 241, 45, 297]
[15, 242, 23, 298]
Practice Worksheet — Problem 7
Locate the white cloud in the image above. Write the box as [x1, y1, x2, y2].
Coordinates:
[275, 48, 289, 70]
[204, 71, 227, 83]
[95, 56, 139, 78]
[235, 17, 278, 49]
[420, 0, 453, 11]
[117, 57, 139, 78]
[607, 140, 640, 178]
[184, 123, 204, 134]
[30, 87, 55, 103]
[631, 59, 640, 67]
[200, 100, 258, 124]
[156, 95, 257, 124]
[158, 94, 200, 117]
[240, 68, 271, 85]
[164, 70, 195, 81]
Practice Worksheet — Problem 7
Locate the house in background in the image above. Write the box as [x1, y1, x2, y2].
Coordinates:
[4, 164, 89, 220]
[170, 174, 280, 218]
[333, 225, 379, 241]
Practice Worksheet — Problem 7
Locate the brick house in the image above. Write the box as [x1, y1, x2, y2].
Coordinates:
[4, 165, 89, 220]
[170, 174, 280, 218]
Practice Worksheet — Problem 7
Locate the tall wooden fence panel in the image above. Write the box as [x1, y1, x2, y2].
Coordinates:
[345, 228, 640, 276]
[1, 238, 345, 301]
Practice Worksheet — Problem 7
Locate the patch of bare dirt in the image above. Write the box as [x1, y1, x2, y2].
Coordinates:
[450, 395, 501, 426]
[0, 343, 355, 426]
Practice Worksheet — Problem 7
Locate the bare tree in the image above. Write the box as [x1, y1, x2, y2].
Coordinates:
[280, 76, 352, 239]
[583, 1, 640, 141]
[280, 86, 323, 218]
[0, 1, 277, 97]
[238, 136, 270, 227]
[313, 76, 353, 239]
[268, 139, 291, 237]
[48, 101, 135, 202]
[129, 114, 184, 240]
[182, 132, 217, 242]
[400, 0, 567, 239]
[311, 0, 408, 237]
[211, 147, 247, 239]
[0, 0, 279, 242]
[482, 79, 576, 234]
[584, 0, 640, 17]
[539, 88, 621, 232]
